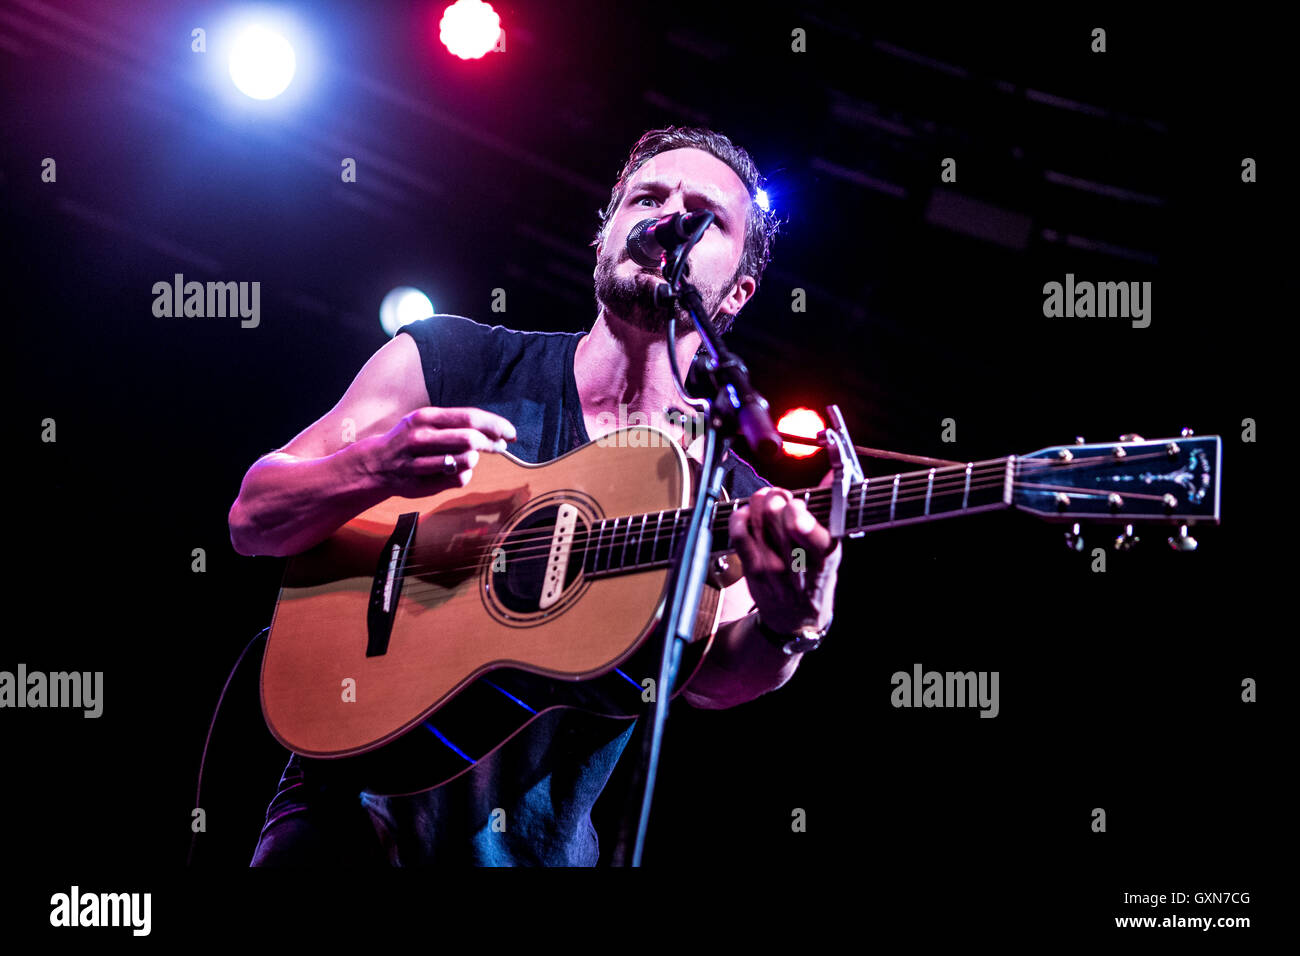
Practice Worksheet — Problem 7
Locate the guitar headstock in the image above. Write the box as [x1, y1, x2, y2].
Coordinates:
[1014, 433, 1221, 530]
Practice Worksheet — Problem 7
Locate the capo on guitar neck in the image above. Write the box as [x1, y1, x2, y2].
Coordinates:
[775, 404, 968, 539]
[819, 405, 864, 540]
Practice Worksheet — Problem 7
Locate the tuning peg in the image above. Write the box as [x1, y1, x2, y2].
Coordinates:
[1064, 522, 1084, 552]
[1074, 436, 1085, 445]
[1180, 427, 1195, 437]
[1119, 433, 1145, 443]
[1167, 524, 1198, 552]
[1113, 524, 1140, 551]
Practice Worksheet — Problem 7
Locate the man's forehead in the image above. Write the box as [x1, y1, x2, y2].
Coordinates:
[628, 149, 749, 208]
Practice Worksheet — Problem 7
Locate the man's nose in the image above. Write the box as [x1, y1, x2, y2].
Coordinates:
[657, 193, 686, 217]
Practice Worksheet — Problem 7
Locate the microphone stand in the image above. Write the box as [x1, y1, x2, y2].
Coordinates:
[611, 213, 781, 866]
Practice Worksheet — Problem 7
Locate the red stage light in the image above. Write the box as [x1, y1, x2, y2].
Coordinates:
[777, 407, 825, 458]
[439, 0, 502, 60]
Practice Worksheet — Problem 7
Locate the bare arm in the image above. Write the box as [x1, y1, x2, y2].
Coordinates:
[228, 332, 516, 557]
[228, 445, 389, 559]
[680, 565, 803, 709]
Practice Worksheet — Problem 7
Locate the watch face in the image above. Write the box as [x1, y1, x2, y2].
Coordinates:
[757, 615, 826, 654]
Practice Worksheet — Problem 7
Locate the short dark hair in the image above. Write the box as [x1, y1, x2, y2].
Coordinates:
[593, 126, 780, 309]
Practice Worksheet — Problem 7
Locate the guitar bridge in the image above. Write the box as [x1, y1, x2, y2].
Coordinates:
[366, 511, 419, 657]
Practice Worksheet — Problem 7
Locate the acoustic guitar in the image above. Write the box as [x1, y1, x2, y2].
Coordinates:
[260, 425, 1220, 795]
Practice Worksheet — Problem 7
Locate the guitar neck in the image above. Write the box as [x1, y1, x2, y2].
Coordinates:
[582, 456, 1014, 578]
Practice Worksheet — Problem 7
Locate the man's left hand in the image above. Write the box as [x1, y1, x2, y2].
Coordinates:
[728, 485, 841, 634]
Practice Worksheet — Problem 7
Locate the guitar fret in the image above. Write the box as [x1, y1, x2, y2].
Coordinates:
[609, 517, 622, 572]
[717, 502, 735, 553]
[890, 474, 900, 522]
[590, 518, 605, 573]
[653, 510, 664, 564]
[611, 520, 626, 572]
[636, 513, 650, 567]
[857, 477, 868, 531]
[924, 468, 935, 516]
[962, 463, 972, 510]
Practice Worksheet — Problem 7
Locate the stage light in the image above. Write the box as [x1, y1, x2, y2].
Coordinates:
[380, 287, 435, 336]
[439, 0, 502, 60]
[777, 407, 825, 458]
[228, 24, 296, 99]
[755, 188, 770, 212]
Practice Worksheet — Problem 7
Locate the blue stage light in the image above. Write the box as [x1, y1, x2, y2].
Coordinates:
[229, 24, 297, 100]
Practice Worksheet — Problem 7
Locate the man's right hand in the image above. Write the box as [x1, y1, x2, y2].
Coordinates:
[360, 406, 518, 498]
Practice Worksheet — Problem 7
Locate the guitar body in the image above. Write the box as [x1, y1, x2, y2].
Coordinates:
[260, 425, 734, 796]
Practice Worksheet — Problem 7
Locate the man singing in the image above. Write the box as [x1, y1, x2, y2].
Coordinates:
[231, 126, 842, 865]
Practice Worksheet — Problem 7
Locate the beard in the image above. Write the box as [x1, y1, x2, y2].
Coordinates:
[594, 248, 735, 337]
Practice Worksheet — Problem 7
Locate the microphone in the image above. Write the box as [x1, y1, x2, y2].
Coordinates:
[626, 211, 712, 269]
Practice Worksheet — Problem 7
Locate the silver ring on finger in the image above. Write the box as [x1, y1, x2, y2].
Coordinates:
[443, 453, 458, 474]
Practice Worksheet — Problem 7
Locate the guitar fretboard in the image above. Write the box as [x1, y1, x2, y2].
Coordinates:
[581, 457, 1015, 577]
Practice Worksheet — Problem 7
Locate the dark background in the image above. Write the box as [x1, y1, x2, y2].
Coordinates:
[1, 0, 1278, 940]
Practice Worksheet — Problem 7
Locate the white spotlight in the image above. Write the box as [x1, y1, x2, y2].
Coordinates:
[229, 25, 297, 100]
[379, 287, 435, 337]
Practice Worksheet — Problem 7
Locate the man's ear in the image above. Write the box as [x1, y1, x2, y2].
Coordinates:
[718, 273, 757, 321]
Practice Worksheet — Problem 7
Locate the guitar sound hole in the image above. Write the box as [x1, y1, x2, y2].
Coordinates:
[491, 504, 584, 614]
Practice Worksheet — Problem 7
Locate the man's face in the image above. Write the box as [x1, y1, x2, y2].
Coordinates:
[594, 147, 756, 336]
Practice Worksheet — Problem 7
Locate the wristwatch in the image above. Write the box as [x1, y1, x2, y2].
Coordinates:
[754, 609, 832, 656]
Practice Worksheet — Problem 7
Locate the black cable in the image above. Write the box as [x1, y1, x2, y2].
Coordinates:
[186, 626, 269, 867]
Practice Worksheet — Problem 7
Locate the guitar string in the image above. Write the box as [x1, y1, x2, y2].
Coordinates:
[388, 448, 1164, 571]
[388, 465, 1017, 579]
[383, 463, 1187, 587]
[382, 449, 1180, 576]
[380, 454, 1188, 583]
